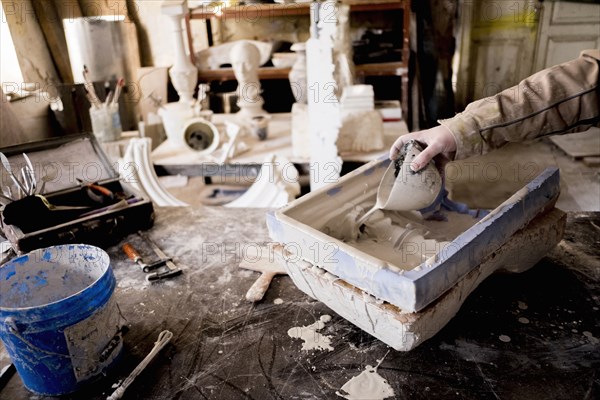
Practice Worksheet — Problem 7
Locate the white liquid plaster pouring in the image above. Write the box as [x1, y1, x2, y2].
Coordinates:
[267, 157, 560, 312]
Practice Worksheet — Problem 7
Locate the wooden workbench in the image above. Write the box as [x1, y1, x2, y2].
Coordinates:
[1, 207, 598, 399]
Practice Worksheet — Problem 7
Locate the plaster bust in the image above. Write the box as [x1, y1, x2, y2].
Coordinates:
[229, 41, 266, 118]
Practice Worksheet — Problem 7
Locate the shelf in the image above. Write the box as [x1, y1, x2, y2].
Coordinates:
[197, 61, 407, 82]
[198, 66, 291, 81]
[355, 61, 407, 76]
[189, 0, 405, 20]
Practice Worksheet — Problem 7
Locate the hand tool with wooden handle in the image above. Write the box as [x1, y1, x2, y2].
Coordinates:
[239, 257, 287, 302]
[137, 231, 183, 282]
[122, 243, 170, 273]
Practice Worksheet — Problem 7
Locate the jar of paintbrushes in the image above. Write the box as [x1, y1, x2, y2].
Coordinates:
[85, 68, 124, 142]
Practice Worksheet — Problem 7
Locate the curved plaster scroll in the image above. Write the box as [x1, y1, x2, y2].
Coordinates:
[225, 155, 300, 208]
[121, 138, 188, 207]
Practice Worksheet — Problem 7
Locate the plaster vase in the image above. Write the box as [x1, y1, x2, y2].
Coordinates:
[289, 42, 307, 104]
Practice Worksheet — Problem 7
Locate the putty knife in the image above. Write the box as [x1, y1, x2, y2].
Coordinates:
[240, 258, 287, 302]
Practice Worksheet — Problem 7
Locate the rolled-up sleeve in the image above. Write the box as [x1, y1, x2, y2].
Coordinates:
[439, 49, 600, 160]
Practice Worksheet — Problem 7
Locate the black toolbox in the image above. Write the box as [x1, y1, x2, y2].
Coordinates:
[0, 133, 154, 254]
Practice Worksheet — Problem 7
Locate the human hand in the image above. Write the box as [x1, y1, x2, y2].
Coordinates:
[389, 125, 458, 171]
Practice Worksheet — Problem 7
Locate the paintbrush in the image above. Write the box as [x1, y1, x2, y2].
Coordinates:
[83, 65, 102, 108]
[113, 78, 125, 105]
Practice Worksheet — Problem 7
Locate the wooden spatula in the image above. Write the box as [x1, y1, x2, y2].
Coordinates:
[239, 256, 287, 302]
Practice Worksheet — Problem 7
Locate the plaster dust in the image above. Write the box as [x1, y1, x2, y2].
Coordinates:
[336, 352, 395, 400]
[287, 315, 334, 351]
[322, 202, 480, 270]
[499, 335, 511, 343]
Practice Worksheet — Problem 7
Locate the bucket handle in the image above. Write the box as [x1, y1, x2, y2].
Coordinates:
[5, 317, 123, 362]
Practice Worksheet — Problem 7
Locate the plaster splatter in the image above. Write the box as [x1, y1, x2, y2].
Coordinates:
[499, 335, 511, 343]
[274, 298, 284, 305]
[583, 331, 599, 344]
[518, 301, 528, 310]
[518, 317, 530, 324]
[336, 351, 394, 400]
[287, 315, 334, 351]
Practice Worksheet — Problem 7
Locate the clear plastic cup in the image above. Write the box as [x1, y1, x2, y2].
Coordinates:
[89, 103, 122, 142]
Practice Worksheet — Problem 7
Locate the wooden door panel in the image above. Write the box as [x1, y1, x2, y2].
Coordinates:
[455, 0, 540, 107]
[534, 1, 600, 71]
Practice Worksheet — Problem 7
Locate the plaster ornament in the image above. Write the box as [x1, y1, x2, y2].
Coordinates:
[306, 0, 343, 190]
[225, 154, 300, 208]
[162, 0, 197, 105]
[229, 41, 267, 120]
[121, 138, 188, 207]
[288, 42, 307, 104]
[194, 40, 273, 70]
[337, 110, 384, 153]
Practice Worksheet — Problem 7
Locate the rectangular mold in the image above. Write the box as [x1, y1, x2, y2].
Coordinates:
[267, 158, 560, 312]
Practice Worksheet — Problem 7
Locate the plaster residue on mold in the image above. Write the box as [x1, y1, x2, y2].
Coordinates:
[287, 315, 334, 351]
[322, 203, 479, 270]
[336, 351, 394, 400]
[274, 298, 283, 305]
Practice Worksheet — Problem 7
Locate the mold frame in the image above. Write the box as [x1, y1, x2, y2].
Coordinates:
[267, 158, 560, 312]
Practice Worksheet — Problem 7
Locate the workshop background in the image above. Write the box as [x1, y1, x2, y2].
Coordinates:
[0, 0, 599, 399]
[1, 0, 599, 210]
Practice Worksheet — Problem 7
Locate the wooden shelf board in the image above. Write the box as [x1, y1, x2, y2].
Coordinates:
[189, 0, 404, 19]
[355, 61, 407, 76]
[198, 66, 291, 81]
[197, 61, 407, 81]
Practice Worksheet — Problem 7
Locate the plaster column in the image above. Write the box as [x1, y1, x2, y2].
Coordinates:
[161, 0, 197, 105]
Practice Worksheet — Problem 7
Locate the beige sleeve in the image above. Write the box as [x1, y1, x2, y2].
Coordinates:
[439, 49, 600, 160]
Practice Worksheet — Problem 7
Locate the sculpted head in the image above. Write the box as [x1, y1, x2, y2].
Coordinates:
[230, 41, 261, 84]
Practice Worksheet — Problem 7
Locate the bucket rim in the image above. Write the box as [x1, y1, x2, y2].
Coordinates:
[0, 243, 111, 313]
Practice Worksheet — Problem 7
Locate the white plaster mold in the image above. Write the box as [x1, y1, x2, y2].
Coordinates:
[267, 158, 561, 313]
[273, 208, 566, 350]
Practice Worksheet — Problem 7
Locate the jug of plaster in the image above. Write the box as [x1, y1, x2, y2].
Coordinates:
[357, 140, 443, 226]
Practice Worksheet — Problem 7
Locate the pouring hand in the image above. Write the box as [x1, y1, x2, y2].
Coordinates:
[389, 125, 457, 172]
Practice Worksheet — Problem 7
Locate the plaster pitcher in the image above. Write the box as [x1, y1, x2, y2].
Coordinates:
[356, 140, 443, 226]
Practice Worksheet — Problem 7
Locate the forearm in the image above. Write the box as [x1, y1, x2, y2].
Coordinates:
[439, 50, 600, 160]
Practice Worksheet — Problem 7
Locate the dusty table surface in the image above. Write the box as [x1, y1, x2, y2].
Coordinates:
[1, 208, 598, 400]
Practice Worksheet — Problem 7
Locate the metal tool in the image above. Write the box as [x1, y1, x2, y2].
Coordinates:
[122, 242, 172, 273]
[0, 152, 27, 198]
[135, 231, 183, 281]
[37, 168, 58, 195]
[22, 153, 36, 195]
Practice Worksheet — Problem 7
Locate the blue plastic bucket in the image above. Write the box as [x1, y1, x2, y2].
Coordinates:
[0, 244, 123, 396]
